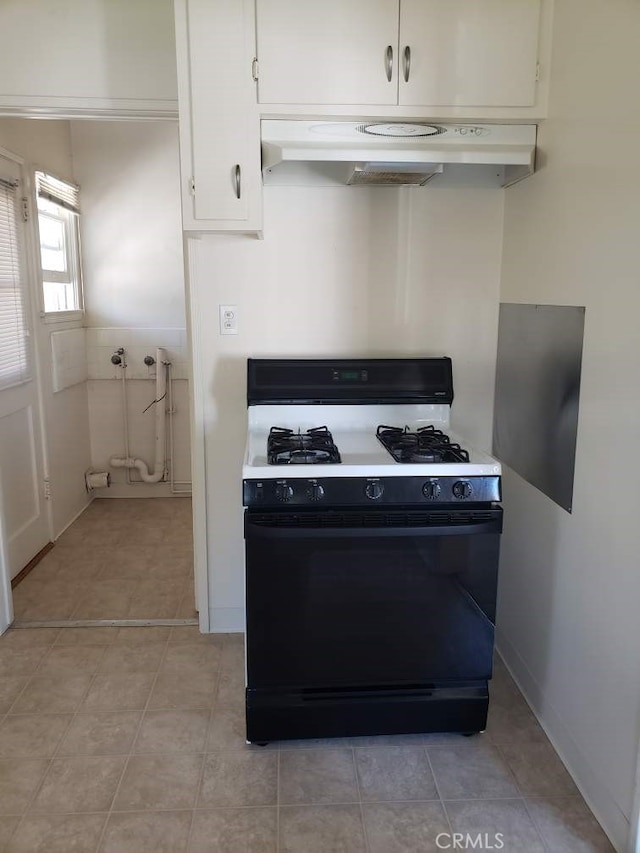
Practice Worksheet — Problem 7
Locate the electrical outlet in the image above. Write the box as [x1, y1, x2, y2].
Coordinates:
[219, 304, 238, 335]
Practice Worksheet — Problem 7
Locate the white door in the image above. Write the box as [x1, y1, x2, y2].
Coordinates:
[256, 0, 400, 105]
[399, 0, 541, 107]
[0, 151, 50, 580]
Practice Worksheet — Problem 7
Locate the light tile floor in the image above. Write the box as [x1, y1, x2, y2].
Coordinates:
[0, 626, 615, 852]
[12, 499, 195, 623]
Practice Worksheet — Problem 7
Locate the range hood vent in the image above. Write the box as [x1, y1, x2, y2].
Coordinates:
[262, 121, 537, 188]
[347, 162, 443, 186]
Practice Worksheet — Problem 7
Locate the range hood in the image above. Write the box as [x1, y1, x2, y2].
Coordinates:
[261, 121, 537, 187]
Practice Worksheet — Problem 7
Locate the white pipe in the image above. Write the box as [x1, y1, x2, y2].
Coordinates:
[119, 353, 131, 462]
[110, 347, 168, 483]
[168, 362, 192, 495]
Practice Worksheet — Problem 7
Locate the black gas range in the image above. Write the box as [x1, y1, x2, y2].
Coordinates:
[243, 358, 503, 744]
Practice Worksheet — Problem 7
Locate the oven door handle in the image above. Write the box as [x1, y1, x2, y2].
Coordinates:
[245, 517, 502, 539]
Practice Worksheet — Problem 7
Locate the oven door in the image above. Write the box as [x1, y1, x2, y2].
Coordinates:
[245, 507, 502, 691]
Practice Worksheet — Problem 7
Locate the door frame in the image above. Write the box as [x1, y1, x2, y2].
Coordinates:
[0, 108, 209, 633]
[0, 465, 14, 635]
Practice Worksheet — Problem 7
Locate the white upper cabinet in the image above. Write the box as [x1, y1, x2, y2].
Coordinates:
[174, 0, 262, 231]
[399, 0, 541, 107]
[0, 0, 177, 116]
[256, 0, 543, 112]
[257, 0, 400, 105]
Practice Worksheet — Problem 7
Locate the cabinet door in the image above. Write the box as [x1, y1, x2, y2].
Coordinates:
[257, 0, 399, 105]
[175, 0, 262, 230]
[399, 0, 541, 107]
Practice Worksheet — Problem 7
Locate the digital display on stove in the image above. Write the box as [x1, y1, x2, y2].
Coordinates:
[332, 369, 368, 382]
[247, 358, 454, 404]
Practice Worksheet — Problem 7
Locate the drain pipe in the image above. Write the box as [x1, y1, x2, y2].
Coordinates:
[110, 347, 168, 483]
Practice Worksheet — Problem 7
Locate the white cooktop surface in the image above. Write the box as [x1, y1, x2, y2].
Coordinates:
[243, 404, 501, 479]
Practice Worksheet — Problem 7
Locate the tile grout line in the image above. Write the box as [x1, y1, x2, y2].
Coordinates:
[519, 795, 552, 852]
[486, 742, 551, 852]
[184, 629, 226, 851]
[276, 744, 281, 852]
[92, 629, 173, 853]
[350, 746, 372, 853]
[492, 742, 527, 799]
[423, 743, 456, 840]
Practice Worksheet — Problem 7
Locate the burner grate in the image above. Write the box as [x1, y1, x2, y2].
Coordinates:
[268, 426, 342, 465]
[376, 424, 470, 464]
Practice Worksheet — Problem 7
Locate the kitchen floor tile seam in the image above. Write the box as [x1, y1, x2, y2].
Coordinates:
[440, 795, 533, 803]
[184, 728, 212, 852]
[277, 801, 362, 809]
[422, 744, 456, 841]
[96, 808, 195, 853]
[31, 643, 110, 677]
[351, 742, 463, 752]
[524, 795, 616, 852]
[426, 739, 526, 800]
[276, 744, 281, 852]
[492, 742, 540, 800]
[351, 745, 372, 852]
[1, 813, 109, 853]
[441, 796, 550, 853]
[12, 803, 305, 818]
[92, 631, 174, 853]
[114, 753, 206, 815]
[0, 711, 88, 762]
[518, 797, 554, 853]
[518, 795, 570, 853]
[106, 796, 512, 811]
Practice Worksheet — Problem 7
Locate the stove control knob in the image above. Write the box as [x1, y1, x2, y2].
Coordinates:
[365, 481, 384, 501]
[275, 483, 294, 502]
[422, 480, 441, 500]
[452, 480, 473, 500]
[307, 483, 325, 501]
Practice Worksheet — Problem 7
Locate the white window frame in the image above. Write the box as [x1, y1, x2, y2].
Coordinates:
[34, 170, 84, 323]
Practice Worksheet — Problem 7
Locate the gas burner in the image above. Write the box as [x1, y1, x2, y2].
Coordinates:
[268, 426, 342, 465]
[376, 424, 470, 464]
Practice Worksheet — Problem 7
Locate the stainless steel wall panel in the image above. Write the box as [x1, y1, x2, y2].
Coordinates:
[492, 303, 585, 513]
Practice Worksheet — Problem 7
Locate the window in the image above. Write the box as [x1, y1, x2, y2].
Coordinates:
[0, 167, 32, 389]
[35, 171, 83, 314]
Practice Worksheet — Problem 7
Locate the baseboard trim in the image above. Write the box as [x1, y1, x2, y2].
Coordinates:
[11, 542, 55, 589]
[54, 496, 94, 540]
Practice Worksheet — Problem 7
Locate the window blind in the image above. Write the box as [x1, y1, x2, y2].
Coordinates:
[35, 170, 80, 214]
[0, 175, 32, 389]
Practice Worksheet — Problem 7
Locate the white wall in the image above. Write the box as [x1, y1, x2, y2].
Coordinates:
[70, 121, 190, 497]
[70, 121, 185, 329]
[187, 184, 504, 631]
[0, 118, 92, 538]
[496, 1, 640, 849]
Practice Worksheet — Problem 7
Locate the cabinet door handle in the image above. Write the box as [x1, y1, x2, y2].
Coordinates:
[385, 45, 393, 82]
[403, 45, 411, 83]
[234, 164, 241, 199]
